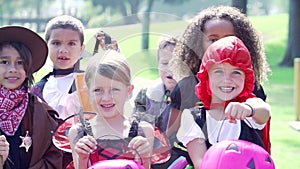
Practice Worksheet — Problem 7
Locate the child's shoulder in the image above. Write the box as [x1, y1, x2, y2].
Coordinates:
[29, 94, 55, 114]
[146, 79, 166, 102]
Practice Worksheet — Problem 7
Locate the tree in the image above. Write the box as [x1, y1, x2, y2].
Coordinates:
[280, 0, 300, 67]
[91, 0, 190, 50]
[141, 0, 154, 50]
[232, 0, 247, 14]
[141, 0, 190, 49]
[91, 0, 140, 24]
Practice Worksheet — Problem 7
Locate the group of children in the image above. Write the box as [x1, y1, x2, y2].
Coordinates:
[0, 5, 274, 169]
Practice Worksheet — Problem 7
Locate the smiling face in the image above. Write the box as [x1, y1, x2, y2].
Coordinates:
[90, 74, 133, 119]
[47, 28, 85, 69]
[202, 18, 235, 52]
[208, 62, 245, 103]
[0, 46, 26, 89]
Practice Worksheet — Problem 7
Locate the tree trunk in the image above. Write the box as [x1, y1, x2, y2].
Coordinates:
[118, 2, 128, 17]
[36, 0, 41, 32]
[128, 0, 139, 15]
[232, 0, 247, 14]
[142, 0, 154, 50]
[280, 0, 300, 67]
[125, 0, 140, 24]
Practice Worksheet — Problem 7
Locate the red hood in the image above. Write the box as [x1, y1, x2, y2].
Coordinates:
[195, 36, 255, 109]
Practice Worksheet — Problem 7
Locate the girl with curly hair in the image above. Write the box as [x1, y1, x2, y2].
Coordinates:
[177, 36, 271, 168]
[166, 5, 272, 168]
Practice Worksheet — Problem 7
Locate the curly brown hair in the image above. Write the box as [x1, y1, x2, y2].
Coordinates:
[170, 5, 270, 87]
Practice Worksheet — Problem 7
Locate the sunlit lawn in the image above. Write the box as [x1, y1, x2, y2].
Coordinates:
[34, 13, 300, 169]
[256, 14, 300, 169]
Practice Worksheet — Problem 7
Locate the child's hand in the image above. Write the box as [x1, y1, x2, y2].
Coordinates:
[225, 102, 253, 123]
[95, 31, 119, 51]
[111, 39, 119, 51]
[128, 136, 151, 158]
[0, 135, 9, 164]
[74, 135, 97, 160]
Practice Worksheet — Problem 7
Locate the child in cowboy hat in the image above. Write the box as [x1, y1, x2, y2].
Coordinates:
[0, 26, 63, 169]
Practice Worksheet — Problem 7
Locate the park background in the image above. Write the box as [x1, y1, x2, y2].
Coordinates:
[1, 0, 299, 168]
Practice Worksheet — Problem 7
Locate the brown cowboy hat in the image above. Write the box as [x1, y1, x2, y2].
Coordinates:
[0, 26, 48, 72]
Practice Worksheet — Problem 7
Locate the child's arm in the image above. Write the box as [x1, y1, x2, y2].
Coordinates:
[69, 125, 97, 169]
[166, 107, 182, 138]
[186, 138, 207, 169]
[177, 109, 207, 168]
[128, 121, 154, 169]
[225, 97, 271, 125]
[245, 97, 271, 124]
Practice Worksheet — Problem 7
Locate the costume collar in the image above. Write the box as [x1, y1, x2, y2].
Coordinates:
[53, 67, 75, 76]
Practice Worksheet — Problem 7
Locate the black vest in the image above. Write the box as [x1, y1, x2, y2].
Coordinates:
[190, 107, 266, 150]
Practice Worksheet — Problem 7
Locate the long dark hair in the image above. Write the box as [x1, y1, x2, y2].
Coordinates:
[0, 42, 34, 88]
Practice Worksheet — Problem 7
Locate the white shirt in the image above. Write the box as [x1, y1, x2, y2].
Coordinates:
[177, 108, 265, 146]
[146, 79, 165, 102]
[43, 73, 76, 119]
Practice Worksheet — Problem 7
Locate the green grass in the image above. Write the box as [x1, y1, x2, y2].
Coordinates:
[34, 13, 300, 169]
[250, 14, 300, 169]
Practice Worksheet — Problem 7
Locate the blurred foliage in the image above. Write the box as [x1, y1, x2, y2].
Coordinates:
[248, 0, 289, 15]
[0, 0, 290, 30]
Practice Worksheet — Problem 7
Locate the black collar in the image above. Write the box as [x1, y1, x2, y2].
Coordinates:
[53, 68, 75, 76]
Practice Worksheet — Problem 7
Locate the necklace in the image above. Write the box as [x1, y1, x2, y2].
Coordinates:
[216, 117, 227, 143]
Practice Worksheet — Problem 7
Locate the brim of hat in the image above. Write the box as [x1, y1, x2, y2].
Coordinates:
[0, 26, 48, 73]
